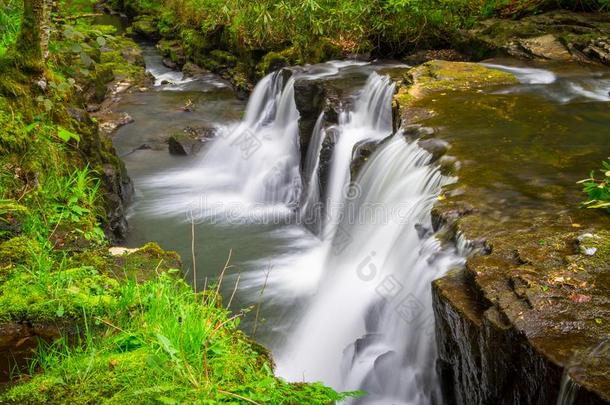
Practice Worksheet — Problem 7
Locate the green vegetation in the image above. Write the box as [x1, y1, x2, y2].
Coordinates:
[3, 274, 354, 404]
[580, 159, 610, 213]
[0, 1, 348, 402]
[115, 0, 609, 59]
[0, 0, 21, 57]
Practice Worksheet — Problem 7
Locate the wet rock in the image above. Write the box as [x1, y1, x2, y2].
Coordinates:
[167, 133, 203, 156]
[418, 138, 450, 162]
[438, 155, 461, 175]
[162, 58, 178, 69]
[402, 124, 436, 140]
[167, 127, 216, 156]
[584, 37, 610, 65]
[157, 39, 186, 67]
[459, 10, 610, 66]
[120, 46, 144, 67]
[97, 112, 134, 136]
[182, 62, 209, 77]
[294, 78, 326, 164]
[318, 128, 339, 202]
[351, 139, 381, 181]
[102, 163, 132, 241]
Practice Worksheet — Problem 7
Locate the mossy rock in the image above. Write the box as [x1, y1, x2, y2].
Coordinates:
[110, 242, 181, 282]
[131, 16, 159, 40]
[156, 39, 186, 66]
[256, 52, 289, 77]
[209, 50, 237, 67]
[395, 60, 518, 107]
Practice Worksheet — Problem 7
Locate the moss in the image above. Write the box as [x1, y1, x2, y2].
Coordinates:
[256, 51, 289, 77]
[394, 60, 518, 111]
[574, 231, 610, 271]
[130, 15, 159, 39]
[110, 242, 181, 282]
[0, 266, 120, 323]
[0, 236, 40, 271]
[209, 49, 237, 67]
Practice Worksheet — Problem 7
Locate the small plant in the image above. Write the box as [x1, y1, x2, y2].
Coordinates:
[579, 158, 610, 213]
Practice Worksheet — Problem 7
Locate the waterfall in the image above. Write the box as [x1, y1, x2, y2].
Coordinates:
[556, 373, 579, 405]
[276, 72, 464, 404]
[140, 70, 302, 219]
[324, 73, 396, 233]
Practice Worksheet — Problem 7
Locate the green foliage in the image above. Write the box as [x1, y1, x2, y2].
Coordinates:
[481, 0, 608, 18]
[580, 158, 610, 213]
[0, 0, 21, 58]
[2, 274, 358, 403]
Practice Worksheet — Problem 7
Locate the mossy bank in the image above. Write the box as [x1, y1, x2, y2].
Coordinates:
[391, 60, 610, 404]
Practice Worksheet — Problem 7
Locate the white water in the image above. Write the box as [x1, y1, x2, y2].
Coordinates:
[136, 62, 465, 402]
[484, 62, 610, 103]
[556, 372, 579, 405]
[483, 63, 557, 84]
[139, 70, 302, 220]
[271, 72, 464, 404]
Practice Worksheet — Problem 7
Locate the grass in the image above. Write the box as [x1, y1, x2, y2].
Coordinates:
[2, 273, 356, 404]
[0, 3, 352, 403]
[0, 0, 21, 58]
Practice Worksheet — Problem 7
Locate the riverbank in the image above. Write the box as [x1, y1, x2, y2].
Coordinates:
[0, 5, 349, 403]
[392, 60, 610, 403]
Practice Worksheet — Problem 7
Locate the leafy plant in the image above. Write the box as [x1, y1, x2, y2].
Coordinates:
[579, 158, 610, 213]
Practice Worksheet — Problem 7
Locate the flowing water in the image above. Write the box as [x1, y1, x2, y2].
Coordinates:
[113, 48, 610, 403]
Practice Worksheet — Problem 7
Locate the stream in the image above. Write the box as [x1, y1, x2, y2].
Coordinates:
[112, 45, 610, 404]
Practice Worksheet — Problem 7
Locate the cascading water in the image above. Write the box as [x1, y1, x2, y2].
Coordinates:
[276, 73, 464, 404]
[139, 70, 302, 219]
[136, 61, 465, 402]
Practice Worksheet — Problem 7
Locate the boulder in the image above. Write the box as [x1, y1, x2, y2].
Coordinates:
[182, 62, 210, 77]
[130, 16, 159, 40]
[459, 10, 610, 66]
[168, 133, 202, 156]
[518, 34, 572, 61]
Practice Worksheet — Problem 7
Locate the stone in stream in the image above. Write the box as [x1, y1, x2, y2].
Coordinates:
[167, 126, 216, 156]
[418, 138, 450, 163]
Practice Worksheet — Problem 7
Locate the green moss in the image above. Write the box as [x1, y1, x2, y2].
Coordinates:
[0, 266, 120, 323]
[131, 15, 159, 39]
[575, 231, 610, 271]
[110, 242, 181, 282]
[256, 51, 288, 77]
[209, 49, 237, 67]
[0, 236, 40, 270]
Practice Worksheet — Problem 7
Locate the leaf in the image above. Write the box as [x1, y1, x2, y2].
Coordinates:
[56, 305, 65, 317]
[24, 122, 39, 133]
[96, 36, 106, 47]
[156, 333, 178, 358]
[71, 43, 82, 53]
[43, 99, 53, 112]
[57, 127, 81, 143]
[80, 51, 94, 67]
